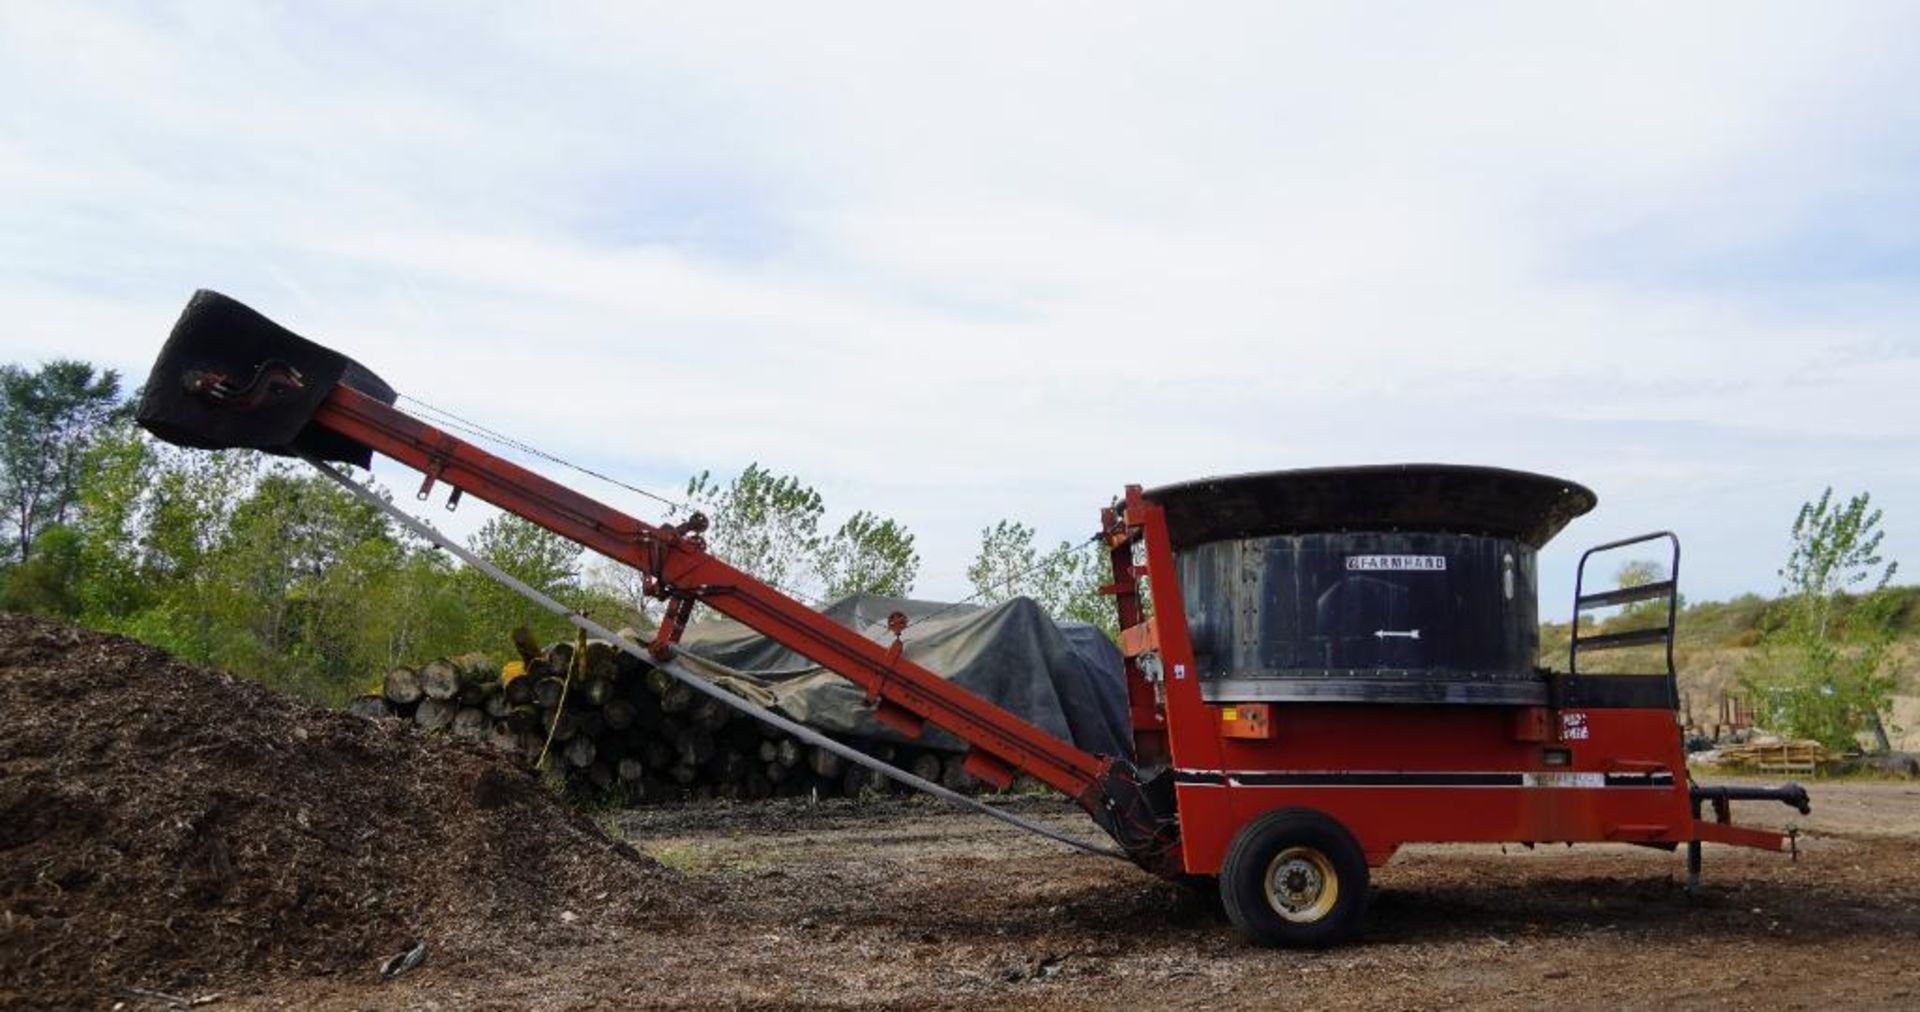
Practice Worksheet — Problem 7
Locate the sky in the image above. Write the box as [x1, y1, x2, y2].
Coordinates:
[3, 1, 1917, 610]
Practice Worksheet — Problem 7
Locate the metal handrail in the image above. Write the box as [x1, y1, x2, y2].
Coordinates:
[1569, 530, 1681, 709]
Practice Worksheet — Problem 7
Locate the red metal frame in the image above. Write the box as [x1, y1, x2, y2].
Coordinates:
[311, 386, 1115, 808]
[298, 384, 1793, 877]
[1101, 484, 1795, 875]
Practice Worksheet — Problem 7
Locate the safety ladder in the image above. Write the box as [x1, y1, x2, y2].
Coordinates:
[1569, 531, 1683, 707]
[1101, 487, 1170, 767]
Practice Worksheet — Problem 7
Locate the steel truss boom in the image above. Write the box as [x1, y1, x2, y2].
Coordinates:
[308, 385, 1138, 816]
[306, 455, 1124, 858]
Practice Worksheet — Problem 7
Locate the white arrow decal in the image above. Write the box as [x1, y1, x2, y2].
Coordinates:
[1373, 629, 1421, 640]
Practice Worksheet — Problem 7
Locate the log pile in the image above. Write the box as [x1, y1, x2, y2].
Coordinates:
[349, 630, 988, 804]
[1698, 737, 1831, 770]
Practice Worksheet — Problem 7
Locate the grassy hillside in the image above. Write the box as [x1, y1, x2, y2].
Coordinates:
[1540, 585, 1920, 658]
[1539, 585, 1920, 747]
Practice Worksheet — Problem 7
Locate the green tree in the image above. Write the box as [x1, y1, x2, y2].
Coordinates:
[681, 464, 919, 603]
[0, 525, 83, 616]
[68, 421, 155, 620]
[364, 549, 473, 668]
[114, 445, 259, 663]
[966, 520, 1040, 607]
[683, 464, 825, 592]
[966, 520, 1114, 638]
[11, 387, 928, 701]
[63, 429, 545, 701]
[459, 512, 586, 638]
[818, 511, 919, 600]
[1048, 548, 1116, 637]
[1614, 559, 1661, 589]
[1610, 558, 1684, 621]
[207, 466, 403, 699]
[0, 360, 126, 560]
[1740, 488, 1902, 752]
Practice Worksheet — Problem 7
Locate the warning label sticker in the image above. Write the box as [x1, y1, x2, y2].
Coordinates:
[1345, 555, 1447, 572]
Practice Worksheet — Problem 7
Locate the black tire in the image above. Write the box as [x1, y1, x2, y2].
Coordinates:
[1218, 808, 1369, 947]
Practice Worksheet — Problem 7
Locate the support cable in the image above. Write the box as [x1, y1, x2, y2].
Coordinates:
[395, 393, 830, 609]
[396, 391, 1096, 624]
[399, 394, 688, 512]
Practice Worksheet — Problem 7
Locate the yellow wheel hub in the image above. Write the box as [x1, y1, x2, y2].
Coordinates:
[1264, 845, 1339, 923]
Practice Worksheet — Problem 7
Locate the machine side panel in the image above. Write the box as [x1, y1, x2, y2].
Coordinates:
[1177, 532, 1539, 683]
[1172, 705, 1695, 873]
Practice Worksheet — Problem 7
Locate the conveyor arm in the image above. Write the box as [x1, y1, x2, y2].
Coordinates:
[134, 291, 1173, 862]
[310, 383, 1114, 800]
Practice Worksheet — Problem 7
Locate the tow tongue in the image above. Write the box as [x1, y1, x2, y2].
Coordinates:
[135, 290, 397, 467]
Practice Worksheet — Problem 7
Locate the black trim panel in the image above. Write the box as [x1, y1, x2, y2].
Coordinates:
[1553, 673, 1675, 709]
[1201, 676, 1548, 706]
[1604, 772, 1676, 787]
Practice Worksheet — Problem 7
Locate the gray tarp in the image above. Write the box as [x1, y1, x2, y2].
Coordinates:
[673, 594, 1133, 760]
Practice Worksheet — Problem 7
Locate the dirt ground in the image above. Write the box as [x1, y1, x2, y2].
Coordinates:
[7, 616, 1917, 1010]
[0, 616, 681, 1012]
[257, 780, 1918, 1010]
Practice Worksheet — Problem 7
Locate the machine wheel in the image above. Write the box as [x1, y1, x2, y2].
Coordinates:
[1219, 808, 1369, 947]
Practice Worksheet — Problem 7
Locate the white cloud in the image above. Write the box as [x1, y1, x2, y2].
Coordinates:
[3, 1, 1917, 604]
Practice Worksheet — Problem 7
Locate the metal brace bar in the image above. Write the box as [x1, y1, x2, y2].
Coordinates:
[306, 455, 1124, 860]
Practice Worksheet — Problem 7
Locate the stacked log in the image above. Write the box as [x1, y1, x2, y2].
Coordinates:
[1696, 737, 1831, 771]
[348, 630, 989, 805]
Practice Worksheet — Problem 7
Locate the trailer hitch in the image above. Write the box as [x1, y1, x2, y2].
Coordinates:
[1684, 781, 1809, 890]
[1690, 782, 1811, 817]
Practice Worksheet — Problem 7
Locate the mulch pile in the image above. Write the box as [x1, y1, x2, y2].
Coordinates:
[0, 614, 687, 1010]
